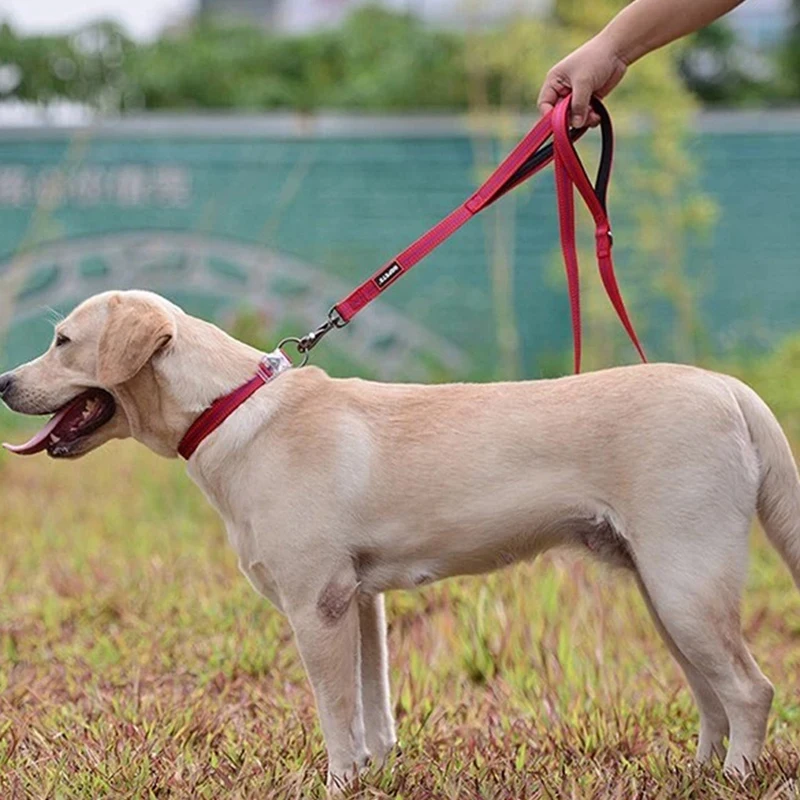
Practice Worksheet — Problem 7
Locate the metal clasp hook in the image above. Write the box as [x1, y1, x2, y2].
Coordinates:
[279, 307, 348, 366]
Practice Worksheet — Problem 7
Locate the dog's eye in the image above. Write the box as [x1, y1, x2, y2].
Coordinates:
[55, 333, 71, 347]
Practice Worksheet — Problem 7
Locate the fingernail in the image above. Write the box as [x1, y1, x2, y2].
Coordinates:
[571, 114, 583, 127]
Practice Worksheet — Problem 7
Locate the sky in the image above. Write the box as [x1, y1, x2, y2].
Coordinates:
[0, 0, 791, 42]
[0, 0, 197, 40]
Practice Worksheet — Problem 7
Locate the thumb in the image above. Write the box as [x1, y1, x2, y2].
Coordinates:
[536, 81, 561, 118]
[569, 80, 592, 128]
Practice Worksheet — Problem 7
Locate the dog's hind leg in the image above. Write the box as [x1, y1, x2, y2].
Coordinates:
[635, 573, 729, 762]
[633, 517, 773, 775]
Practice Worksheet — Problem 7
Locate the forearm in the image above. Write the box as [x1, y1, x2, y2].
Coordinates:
[600, 0, 746, 65]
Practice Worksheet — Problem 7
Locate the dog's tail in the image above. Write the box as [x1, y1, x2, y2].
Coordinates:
[730, 377, 800, 588]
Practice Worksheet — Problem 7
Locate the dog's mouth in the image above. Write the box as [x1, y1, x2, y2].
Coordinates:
[2, 389, 116, 458]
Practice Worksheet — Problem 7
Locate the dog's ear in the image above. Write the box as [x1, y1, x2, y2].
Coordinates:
[97, 294, 176, 386]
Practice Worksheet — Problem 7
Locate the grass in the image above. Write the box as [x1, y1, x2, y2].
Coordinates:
[1, 414, 799, 799]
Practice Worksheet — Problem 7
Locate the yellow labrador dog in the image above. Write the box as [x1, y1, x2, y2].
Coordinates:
[2, 290, 799, 787]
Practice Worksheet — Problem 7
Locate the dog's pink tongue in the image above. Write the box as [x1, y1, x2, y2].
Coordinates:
[2, 402, 75, 455]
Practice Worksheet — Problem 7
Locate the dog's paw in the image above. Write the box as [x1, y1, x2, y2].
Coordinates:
[722, 755, 756, 779]
[326, 751, 371, 796]
[366, 734, 398, 764]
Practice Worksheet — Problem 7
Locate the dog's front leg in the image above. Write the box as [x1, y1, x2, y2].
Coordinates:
[287, 572, 369, 792]
[358, 593, 396, 761]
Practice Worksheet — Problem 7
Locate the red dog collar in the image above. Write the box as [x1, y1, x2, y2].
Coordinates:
[178, 349, 292, 460]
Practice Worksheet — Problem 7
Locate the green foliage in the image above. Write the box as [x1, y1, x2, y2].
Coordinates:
[784, 0, 800, 98]
[125, 20, 339, 111]
[0, 7, 470, 112]
[679, 23, 779, 107]
[0, 21, 134, 111]
[723, 333, 800, 443]
[325, 7, 469, 110]
[0, 5, 790, 111]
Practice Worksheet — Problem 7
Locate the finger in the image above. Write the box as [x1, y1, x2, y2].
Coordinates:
[536, 83, 561, 117]
[569, 80, 592, 128]
[586, 109, 601, 128]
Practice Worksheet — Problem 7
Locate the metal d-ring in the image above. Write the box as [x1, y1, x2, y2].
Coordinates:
[277, 337, 310, 367]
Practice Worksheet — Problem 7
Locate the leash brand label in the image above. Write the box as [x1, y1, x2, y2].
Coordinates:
[374, 261, 402, 290]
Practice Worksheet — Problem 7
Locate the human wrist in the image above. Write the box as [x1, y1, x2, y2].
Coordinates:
[596, 22, 641, 68]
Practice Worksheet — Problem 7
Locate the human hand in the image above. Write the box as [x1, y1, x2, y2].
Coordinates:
[537, 35, 628, 128]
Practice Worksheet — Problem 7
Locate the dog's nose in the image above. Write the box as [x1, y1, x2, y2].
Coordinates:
[0, 372, 13, 399]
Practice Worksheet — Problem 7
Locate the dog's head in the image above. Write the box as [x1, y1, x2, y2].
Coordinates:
[0, 290, 253, 459]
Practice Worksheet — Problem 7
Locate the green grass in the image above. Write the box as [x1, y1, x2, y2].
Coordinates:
[0, 420, 799, 798]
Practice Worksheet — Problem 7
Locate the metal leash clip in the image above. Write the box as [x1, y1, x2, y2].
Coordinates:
[279, 307, 348, 367]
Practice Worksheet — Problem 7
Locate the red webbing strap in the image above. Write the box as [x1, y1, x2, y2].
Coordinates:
[335, 205, 474, 321]
[178, 357, 283, 460]
[552, 97, 646, 366]
[335, 113, 557, 323]
[553, 125, 582, 373]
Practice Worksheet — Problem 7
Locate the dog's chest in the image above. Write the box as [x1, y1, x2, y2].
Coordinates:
[225, 519, 284, 609]
[186, 465, 284, 605]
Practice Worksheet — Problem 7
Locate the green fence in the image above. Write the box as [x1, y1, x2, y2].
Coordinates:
[1, 112, 798, 379]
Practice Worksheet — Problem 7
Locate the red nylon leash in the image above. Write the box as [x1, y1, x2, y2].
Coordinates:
[297, 94, 646, 372]
[177, 94, 647, 460]
[335, 111, 558, 322]
[551, 98, 646, 371]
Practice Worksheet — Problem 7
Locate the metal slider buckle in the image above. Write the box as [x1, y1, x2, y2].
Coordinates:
[259, 348, 292, 380]
[595, 227, 613, 259]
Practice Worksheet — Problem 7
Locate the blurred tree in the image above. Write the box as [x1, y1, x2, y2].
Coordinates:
[724, 332, 800, 442]
[0, 5, 784, 112]
[124, 21, 340, 111]
[130, 7, 469, 112]
[0, 22, 133, 111]
[783, 0, 800, 99]
[328, 6, 468, 109]
[679, 22, 777, 106]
